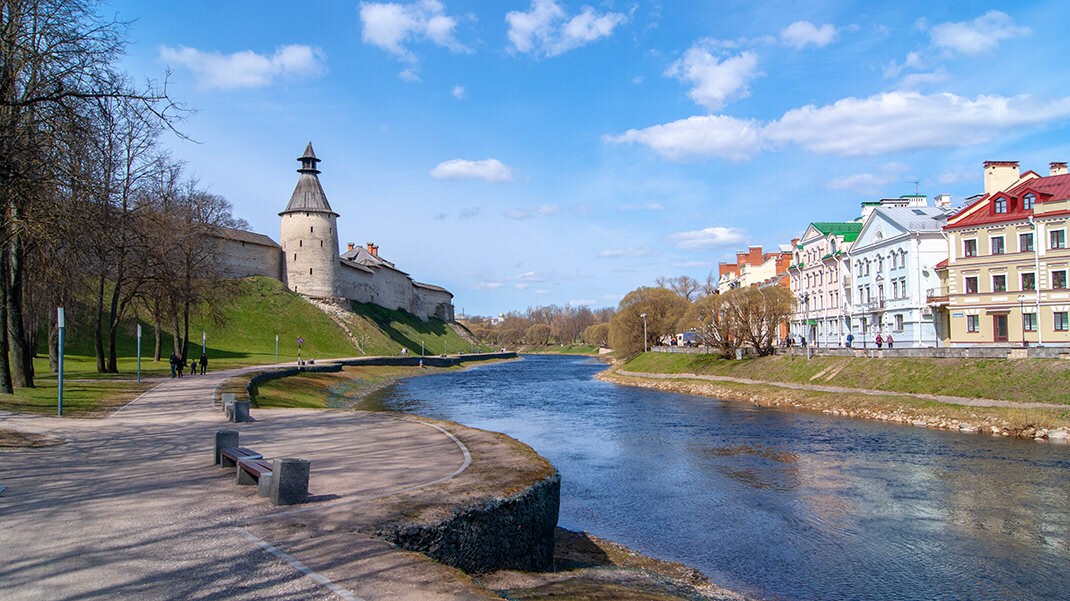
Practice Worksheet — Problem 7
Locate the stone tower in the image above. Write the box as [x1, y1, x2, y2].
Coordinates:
[279, 142, 340, 297]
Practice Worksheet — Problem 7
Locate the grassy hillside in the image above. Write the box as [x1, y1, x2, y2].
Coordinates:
[339, 302, 492, 357]
[622, 352, 1070, 405]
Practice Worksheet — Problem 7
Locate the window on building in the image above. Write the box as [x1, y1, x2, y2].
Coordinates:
[1055, 312, 1069, 332]
[1023, 193, 1035, 210]
[900, 278, 908, 298]
[1020, 232, 1034, 252]
[1024, 313, 1037, 332]
[991, 236, 1005, 255]
[967, 315, 980, 332]
[965, 276, 978, 294]
[895, 314, 904, 332]
[995, 198, 1007, 213]
[1052, 230, 1067, 249]
[1053, 270, 1068, 289]
[865, 261, 871, 276]
[878, 257, 884, 272]
[892, 281, 899, 298]
[964, 239, 978, 257]
[1022, 272, 1036, 291]
[310, 226, 314, 233]
[877, 284, 884, 302]
[992, 274, 1007, 292]
[857, 262, 863, 277]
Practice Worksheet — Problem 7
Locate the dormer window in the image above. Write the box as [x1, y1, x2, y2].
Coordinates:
[994, 198, 1007, 213]
[1023, 193, 1035, 210]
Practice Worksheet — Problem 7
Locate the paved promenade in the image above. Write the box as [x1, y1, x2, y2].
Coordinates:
[0, 363, 499, 601]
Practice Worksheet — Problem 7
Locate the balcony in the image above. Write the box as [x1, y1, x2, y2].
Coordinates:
[926, 287, 950, 305]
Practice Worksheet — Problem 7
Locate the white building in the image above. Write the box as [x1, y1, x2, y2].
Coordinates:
[844, 196, 955, 347]
[788, 222, 861, 346]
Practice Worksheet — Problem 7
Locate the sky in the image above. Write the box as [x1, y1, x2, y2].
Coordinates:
[107, 0, 1070, 316]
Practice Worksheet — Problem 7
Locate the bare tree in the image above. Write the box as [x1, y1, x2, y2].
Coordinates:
[656, 275, 702, 301]
[726, 286, 794, 356]
[683, 293, 740, 358]
[608, 286, 688, 357]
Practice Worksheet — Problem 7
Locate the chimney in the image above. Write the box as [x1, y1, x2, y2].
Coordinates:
[347, 242, 355, 251]
[366, 242, 374, 254]
[935, 194, 951, 208]
[984, 161, 1020, 195]
[372, 244, 379, 257]
[1051, 162, 1068, 176]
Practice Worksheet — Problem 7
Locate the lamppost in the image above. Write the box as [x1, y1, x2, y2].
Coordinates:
[1018, 294, 1028, 348]
[640, 313, 648, 353]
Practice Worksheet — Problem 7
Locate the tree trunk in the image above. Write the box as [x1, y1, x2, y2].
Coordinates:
[48, 308, 58, 373]
[0, 246, 12, 394]
[7, 232, 34, 387]
[153, 314, 161, 362]
[94, 272, 106, 372]
[181, 298, 190, 362]
[172, 312, 182, 356]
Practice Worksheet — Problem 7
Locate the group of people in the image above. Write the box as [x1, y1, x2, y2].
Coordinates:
[169, 350, 208, 378]
[786, 333, 895, 349]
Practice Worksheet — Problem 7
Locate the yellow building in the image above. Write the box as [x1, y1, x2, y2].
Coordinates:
[939, 161, 1070, 346]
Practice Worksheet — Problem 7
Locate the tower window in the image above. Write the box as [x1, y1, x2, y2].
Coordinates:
[310, 268, 313, 275]
[299, 240, 302, 247]
[320, 240, 323, 247]
[310, 226, 314, 233]
[293, 253, 297, 261]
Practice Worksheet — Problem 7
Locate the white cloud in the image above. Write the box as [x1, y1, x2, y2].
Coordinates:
[605, 114, 763, 162]
[506, 0, 627, 57]
[506, 208, 533, 220]
[666, 47, 760, 111]
[474, 281, 503, 289]
[896, 69, 949, 90]
[451, 84, 466, 99]
[598, 247, 655, 258]
[780, 21, 837, 49]
[505, 205, 559, 220]
[537, 204, 561, 215]
[882, 51, 923, 79]
[928, 11, 1030, 56]
[764, 92, 1070, 157]
[158, 44, 325, 89]
[359, 0, 468, 62]
[569, 299, 597, 306]
[430, 158, 513, 182]
[667, 227, 747, 250]
[398, 67, 421, 82]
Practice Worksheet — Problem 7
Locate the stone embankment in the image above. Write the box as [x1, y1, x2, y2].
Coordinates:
[378, 471, 561, 574]
[601, 370, 1070, 442]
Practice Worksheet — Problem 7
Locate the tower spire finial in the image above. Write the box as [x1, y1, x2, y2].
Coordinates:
[298, 141, 320, 174]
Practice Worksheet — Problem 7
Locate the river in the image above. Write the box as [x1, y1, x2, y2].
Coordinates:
[366, 354, 1070, 601]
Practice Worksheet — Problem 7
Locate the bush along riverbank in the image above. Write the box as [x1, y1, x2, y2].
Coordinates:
[603, 353, 1070, 442]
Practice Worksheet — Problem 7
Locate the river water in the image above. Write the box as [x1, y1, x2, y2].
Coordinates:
[367, 354, 1070, 601]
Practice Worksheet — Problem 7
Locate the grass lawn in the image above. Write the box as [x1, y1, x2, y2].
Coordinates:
[0, 379, 154, 416]
[247, 365, 438, 409]
[622, 352, 1070, 405]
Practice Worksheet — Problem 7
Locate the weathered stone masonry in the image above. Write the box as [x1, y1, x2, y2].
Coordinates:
[213, 143, 454, 321]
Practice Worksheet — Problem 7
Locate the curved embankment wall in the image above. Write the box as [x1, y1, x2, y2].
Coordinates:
[378, 471, 561, 574]
[244, 351, 561, 573]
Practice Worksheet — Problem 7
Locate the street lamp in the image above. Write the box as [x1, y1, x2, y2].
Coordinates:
[1018, 294, 1028, 348]
[640, 313, 648, 353]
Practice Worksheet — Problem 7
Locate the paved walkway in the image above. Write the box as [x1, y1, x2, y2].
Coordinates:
[0, 362, 499, 601]
[616, 370, 1065, 410]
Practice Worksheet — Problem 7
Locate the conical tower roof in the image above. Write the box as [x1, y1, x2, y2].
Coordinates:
[280, 142, 339, 216]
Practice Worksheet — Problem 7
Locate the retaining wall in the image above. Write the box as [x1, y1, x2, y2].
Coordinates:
[378, 471, 561, 574]
[654, 345, 1070, 360]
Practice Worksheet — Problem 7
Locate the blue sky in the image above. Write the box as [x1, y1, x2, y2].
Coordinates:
[109, 0, 1070, 316]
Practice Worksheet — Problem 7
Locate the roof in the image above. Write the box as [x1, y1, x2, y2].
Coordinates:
[946, 172, 1070, 230]
[340, 245, 403, 273]
[211, 225, 280, 248]
[414, 281, 452, 296]
[811, 222, 863, 239]
[280, 143, 338, 216]
[874, 206, 950, 232]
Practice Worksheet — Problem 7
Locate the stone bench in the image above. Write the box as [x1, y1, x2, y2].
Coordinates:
[220, 393, 252, 423]
[220, 446, 263, 468]
[237, 458, 274, 497]
[214, 431, 310, 505]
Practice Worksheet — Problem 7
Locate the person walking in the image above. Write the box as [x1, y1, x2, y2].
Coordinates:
[886, 333, 894, 348]
[189, 357, 197, 376]
[846, 333, 854, 348]
[169, 351, 178, 378]
[200, 351, 207, 375]
[875, 333, 883, 349]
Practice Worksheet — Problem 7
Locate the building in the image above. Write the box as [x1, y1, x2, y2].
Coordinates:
[939, 161, 1070, 347]
[845, 196, 955, 347]
[715, 245, 794, 294]
[787, 221, 862, 346]
[215, 143, 455, 321]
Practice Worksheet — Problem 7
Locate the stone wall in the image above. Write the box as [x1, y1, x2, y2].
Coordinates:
[653, 345, 1070, 360]
[214, 237, 283, 280]
[378, 471, 561, 574]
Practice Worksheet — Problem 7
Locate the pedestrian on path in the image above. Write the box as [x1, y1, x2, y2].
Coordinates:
[189, 357, 197, 376]
[169, 351, 178, 378]
[875, 334, 883, 349]
[200, 352, 207, 374]
[846, 333, 854, 348]
[887, 334, 894, 348]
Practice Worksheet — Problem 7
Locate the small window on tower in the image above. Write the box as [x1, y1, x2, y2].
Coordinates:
[311, 226, 314, 233]
[293, 253, 297, 261]
[299, 240, 302, 247]
[320, 240, 323, 247]
[310, 268, 313, 275]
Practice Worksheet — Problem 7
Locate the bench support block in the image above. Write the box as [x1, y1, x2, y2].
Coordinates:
[232, 400, 251, 423]
[270, 458, 310, 506]
[214, 430, 239, 465]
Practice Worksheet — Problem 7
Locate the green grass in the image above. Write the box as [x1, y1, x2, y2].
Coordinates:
[250, 365, 439, 409]
[0, 379, 153, 416]
[622, 352, 1070, 405]
[346, 301, 490, 357]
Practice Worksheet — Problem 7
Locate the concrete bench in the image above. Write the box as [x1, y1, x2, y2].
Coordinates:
[237, 458, 274, 497]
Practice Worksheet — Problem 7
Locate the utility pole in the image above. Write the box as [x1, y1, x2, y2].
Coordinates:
[57, 307, 65, 416]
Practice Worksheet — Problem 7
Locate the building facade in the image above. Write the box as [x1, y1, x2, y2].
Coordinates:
[787, 222, 861, 346]
[941, 161, 1070, 347]
[716, 245, 794, 294]
[845, 197, 954, 348]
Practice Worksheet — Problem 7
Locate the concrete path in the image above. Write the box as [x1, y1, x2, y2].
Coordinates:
[616, 370, 1065, 410]
[0, 363, 497, 601]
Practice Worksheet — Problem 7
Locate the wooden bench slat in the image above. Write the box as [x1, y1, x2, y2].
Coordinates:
[220, 447, 262, 461]
[238, 459, 273, 478]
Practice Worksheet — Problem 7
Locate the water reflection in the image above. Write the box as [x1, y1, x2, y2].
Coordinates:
[369, 355, 1070, 601]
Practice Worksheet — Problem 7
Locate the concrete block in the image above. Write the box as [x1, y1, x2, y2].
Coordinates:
[269, 458, 310, 506]
[233, 400, 251, 423]
[214, 430, 239, 465]
[221, 393, 235, 413]
[224, 403, 234, 421]
[258, 474, 272, 497]
[236, 460, 257, 486]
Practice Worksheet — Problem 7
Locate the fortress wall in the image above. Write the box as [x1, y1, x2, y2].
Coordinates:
[416, 286, 455, 321]
[215, 237, 283, 280]
[337, 263, 422, 316]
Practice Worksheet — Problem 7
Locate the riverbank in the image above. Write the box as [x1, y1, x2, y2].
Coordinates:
[602, 353, 1070, 440]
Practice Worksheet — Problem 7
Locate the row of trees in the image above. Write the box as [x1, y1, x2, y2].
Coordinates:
[607, 284, 794, 357]
[463, 304, 614, 347]
[2, 0, 239, 390]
